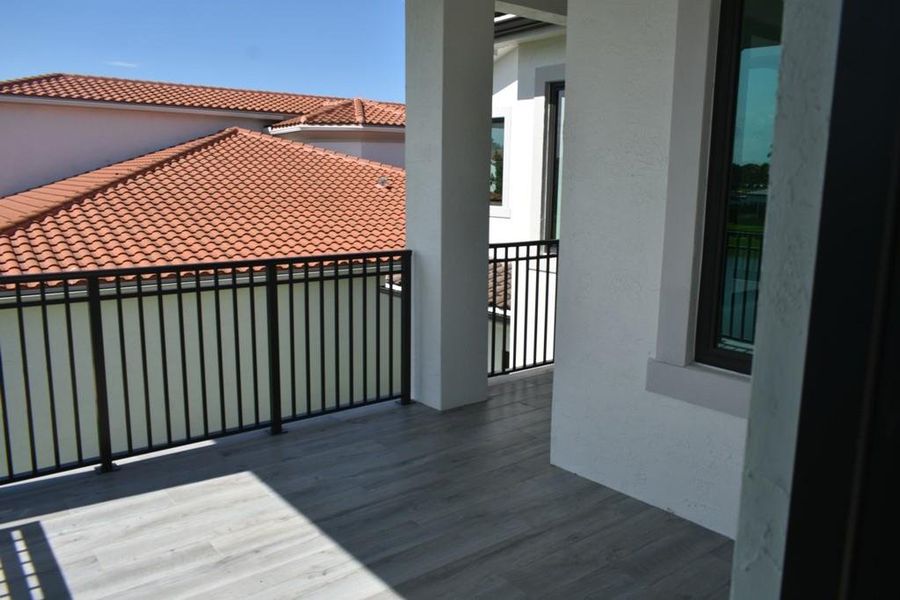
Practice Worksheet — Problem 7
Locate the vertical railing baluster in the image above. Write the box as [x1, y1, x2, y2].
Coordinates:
[157, 273, 173, 445]
[389, 256, 395, 397]
[375, 258, 382, 400]
[114, 278, 132, 454]
[232, 268, 244, 429]
[523, 244, 531, 368]
[362, 258, 369, 401]
[176, 271, 191, 441]
[39, 282, 60, 468]
[533, 245, 540, 365]
[334, 258, 341, 409]
[250, 268, 260, 425]
[319, 261, 326, 411]
[512, 247, 519, 371]
[289, 263, 297, 417]
[0, 344, 15, 480]
[87, 276, 115, 473]
[502, 246, 509, 373]
[304, 262, 312, 416]
[195, 268, 210, 437]
[137, 276, 152, 447]
[64, 281, 84, 462]
[214, 270, 225, 432]
[348, 260, 355, 406]
[400, 251, 412, 405]
[266, 263, 283, 434]
[553, 243, 560, 360]
[543, 244, 552, 364]
[16, 283, 37, 475]
[490, 247, 498, 375]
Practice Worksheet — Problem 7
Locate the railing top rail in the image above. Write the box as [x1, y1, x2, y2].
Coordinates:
[488, 239, 559, 249]
[0, 248, 411, 285]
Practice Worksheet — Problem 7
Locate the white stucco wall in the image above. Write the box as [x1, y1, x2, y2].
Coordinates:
[277, 130, 405, 167]
[0, 101, 273, 196]
[549, 0, 747, 537]
[730, 0, 842, 596]
[490, 34, 566, 242]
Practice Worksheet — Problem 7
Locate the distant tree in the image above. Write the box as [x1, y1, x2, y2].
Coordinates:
[731, 162, 769, 191]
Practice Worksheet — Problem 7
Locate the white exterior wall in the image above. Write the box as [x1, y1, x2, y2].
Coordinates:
[490, 35, 566, 242]
[550, 0, 747, 537]
[277, 130, 405, 167]
[0, 101, 273, 196]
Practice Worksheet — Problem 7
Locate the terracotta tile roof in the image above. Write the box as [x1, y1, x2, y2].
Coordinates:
[0, 128, 406, 276]
[270, 98, 405, 128]
[0, 73, 354, 116]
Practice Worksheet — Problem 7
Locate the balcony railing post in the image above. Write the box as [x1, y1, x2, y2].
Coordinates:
[87, 276, 116, 473]
[400, 251, 412, 405]
[266, 264, 283, 434]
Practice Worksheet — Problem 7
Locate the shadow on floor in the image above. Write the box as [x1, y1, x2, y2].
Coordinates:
[0, 372, 733, 598]
[0, 521, 72, 600]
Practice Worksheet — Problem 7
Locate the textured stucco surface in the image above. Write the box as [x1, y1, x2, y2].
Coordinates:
[730, 0, 842, 597]
[405, 0, 493, 410]
[490, 35, 566, 243]
[549, 0, 746, 537]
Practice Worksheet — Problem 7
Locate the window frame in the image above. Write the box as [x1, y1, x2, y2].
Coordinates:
[541, 80, 566, 240]
[489, 116, 507, 206]
[695, 0, 759, 375]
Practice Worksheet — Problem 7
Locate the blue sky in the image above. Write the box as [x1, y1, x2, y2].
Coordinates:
[0, 0, 405, 101]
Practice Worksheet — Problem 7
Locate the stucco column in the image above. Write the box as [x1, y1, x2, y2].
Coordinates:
[730, 0, 843, 598]
[405, 0, 494, 410]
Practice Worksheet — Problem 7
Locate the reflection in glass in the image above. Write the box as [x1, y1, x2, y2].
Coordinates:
[490, 118, 505, 204]
[717, 0, 782, 353]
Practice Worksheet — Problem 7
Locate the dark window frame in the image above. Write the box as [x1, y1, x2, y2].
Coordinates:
[541, 80, 565, 240]
[490, 116, 506, 206]
[695, 0, 759, 374]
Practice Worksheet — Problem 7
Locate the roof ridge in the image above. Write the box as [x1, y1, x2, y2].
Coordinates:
[298, 99, 354, 123]
[232, 128, 407, 174]
[0, 72, 346, 102]
[0, 72, 66, 88]
[0, 128, 240, 234]
[353, 98, 365, 124]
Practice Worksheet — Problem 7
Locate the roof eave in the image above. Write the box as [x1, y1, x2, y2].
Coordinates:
[268, 124, 406, 135]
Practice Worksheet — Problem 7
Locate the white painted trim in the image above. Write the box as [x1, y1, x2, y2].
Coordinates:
[0, 94, 293, 121]
[495, 2, 567, 26]
[645, 358, 750, 419]
[268, 123, 405, 135]
[654, 0, 720, 367]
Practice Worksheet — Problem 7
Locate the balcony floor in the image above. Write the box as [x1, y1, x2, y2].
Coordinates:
[0, 371, 732, 599]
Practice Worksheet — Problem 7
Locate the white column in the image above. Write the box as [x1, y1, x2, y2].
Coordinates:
[405, 0, 494, 410]
[730, 0, 843, 597]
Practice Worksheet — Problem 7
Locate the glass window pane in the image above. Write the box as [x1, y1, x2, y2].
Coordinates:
[717, 0, 782, 354]
[490, 118, 505, 204]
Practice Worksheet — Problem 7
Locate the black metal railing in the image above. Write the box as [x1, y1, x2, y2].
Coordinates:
[719, 230, 763, 349]
[0, 250, 411, 484]
[488, 240, 559, 377]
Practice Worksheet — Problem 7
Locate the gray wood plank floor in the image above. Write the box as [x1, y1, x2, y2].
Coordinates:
[0, 371, 733, 599]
